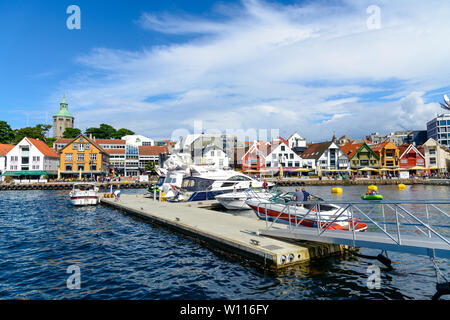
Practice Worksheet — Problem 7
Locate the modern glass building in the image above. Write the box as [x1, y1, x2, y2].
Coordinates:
[427, 113, 450, 146]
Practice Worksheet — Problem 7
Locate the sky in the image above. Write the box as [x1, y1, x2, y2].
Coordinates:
[1, 0, 450, 142]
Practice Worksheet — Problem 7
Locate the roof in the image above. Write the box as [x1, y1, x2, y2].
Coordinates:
[103, 149, 126, 155]
[340, 142, 363, 159]
[301, 141, 333, 160]
[94, 139, 126, 145]
[26, 138, 58, 157]
[138, 145, 169, 156]
[0, 144, 14, 156]
[58, 134, 108, 154]
[53, 97, 73, 118]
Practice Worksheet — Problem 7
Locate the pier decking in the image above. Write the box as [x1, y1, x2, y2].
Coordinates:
[100, 194, 343, 269]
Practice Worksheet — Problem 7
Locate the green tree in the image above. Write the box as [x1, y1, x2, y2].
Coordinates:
[13, 126, 46, 144]
[45, 138, 57, 148]
[145, 161, 157, 174]
[0, 121, 15, 143]
[63, 128, 82, 139]
[115, 128, 135, 139]
[85, 123, 117, 139]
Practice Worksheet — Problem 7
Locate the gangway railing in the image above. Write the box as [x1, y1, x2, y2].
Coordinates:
[255, 200, 450, 259]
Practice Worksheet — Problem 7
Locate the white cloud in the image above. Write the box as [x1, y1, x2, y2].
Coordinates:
[57, 0, 449, 141]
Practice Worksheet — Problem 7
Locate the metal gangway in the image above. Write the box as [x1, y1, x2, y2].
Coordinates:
[257, 199, 450, 257]
[255, 199, 450, 298]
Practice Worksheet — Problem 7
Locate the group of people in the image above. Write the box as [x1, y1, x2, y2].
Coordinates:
[293, 187, 312, 202]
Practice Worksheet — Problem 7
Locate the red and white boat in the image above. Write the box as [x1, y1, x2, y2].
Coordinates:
[69, 183, 100, 206]
[246, 194, 367, 231]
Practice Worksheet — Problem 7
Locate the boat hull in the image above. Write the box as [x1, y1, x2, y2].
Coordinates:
[361, 194, 383, 200]
[70, 196, 99, 206]
[246, 202, 367, 231]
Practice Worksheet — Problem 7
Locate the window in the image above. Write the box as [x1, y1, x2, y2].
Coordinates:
[210, 151, 214, 156]
[288, 162, 293, 167]
[22, 157, 29, 164]
[430, 157, 436, 165]
[90, 165, 97, 171]
[429, 148, 436, 155]
[77, 165, 84, 171]
[73, 143, 77, 150]
[281, 145, 285, 151]
[65, 153, 73, 161]
[290, 153, 294, 159]
[32, 156, 40, 162]
[78, 143, 85, 152]
[90, 153, 97, 161]
[77, 153, 84, 161]
[295, 162, 300, 167]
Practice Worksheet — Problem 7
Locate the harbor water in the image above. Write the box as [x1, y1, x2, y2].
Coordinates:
[0, 185, 449, 300]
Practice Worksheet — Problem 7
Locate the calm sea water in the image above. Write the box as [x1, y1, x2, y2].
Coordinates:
[0, 185, 449, 300]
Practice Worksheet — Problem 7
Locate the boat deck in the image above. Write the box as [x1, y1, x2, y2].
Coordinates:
[100, 194, 344, 269]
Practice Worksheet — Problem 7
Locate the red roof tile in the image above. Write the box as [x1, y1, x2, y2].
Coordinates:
[0, 144, 14, 156]
[103, 149, 126, 155]
[26, 138, 59, 158]
[138, 146, 168, 156]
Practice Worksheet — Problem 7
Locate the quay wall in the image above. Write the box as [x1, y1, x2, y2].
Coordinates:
[0, 181, 157, 191]
[271, 178, 450, 187]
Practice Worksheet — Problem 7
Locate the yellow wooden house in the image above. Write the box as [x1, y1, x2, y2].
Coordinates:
[58, 134, 110, 178]
[368, 140, 400, 168]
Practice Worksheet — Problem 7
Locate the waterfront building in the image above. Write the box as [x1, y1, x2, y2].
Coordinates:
[341, 142, 380, 169]
[265, 142, 304, 170]
[197, 143, 229, 168]
[138, 146, 169, 173]
[287, 132, 307, 154]
[53, 96, 74, 139]
[58, 134, 110, 178]
[337, 135, 353, 146]
[156, 140, 176, 153]
[0, 144, 14, 179]
[301, 141, 350, 173]
[427, 113, 450, 146]
[398, 143, 425, 168]
[422, 138, 450, 172]
[122, 134, 155, 147]
[55, 137, 126, 175]
[241, 141, 270, 172]
[4, 137, 58, 179]
[367, 140, 400, 168]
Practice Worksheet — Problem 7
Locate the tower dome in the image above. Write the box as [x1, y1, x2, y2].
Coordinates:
[53, 95, 74, 139]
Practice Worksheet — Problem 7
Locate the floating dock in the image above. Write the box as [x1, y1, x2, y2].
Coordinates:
[0, 181, 156, 191]
[100, 194, 343, 270]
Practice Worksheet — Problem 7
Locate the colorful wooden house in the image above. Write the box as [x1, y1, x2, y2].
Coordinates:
[241, 141, 270, 172]
[367, 140, 400, 168]
[341, 142, 380, 169]
[398, 143, 425, 168]
[58, 134, 110, 178]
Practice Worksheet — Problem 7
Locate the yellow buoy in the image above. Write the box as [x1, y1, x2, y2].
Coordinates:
[398, 184, 406, 190]
[368, 185, 378, 192]
[331, 187, 343, 194]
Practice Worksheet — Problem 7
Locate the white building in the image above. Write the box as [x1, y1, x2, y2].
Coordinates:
[199, 144, 229, 168]
[287, 132, 307, 149]
[302, 141, 350, 173]
[265, 142, 303, 169]
[5, 137, 59, 177]
[422, 138, 450, 172]
[0, 144, 14, 179]
[122, 135, 155, 147]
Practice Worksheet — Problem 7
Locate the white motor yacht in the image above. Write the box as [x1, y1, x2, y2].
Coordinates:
[69, 183, 100, 206]
[215, 188, 281, 210]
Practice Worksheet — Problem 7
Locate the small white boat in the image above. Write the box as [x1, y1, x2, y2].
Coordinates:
[215, 188, 281, 210]
[69, 183, 100, 206]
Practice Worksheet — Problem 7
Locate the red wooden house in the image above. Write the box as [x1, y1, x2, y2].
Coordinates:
[241, 141, 270, 171]
[398, 143, 425, 167]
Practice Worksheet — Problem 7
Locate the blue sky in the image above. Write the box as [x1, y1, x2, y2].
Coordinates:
[1, 0, 449, 142]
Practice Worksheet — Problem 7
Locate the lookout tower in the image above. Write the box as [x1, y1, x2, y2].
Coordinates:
[53, 95, 74, 139]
